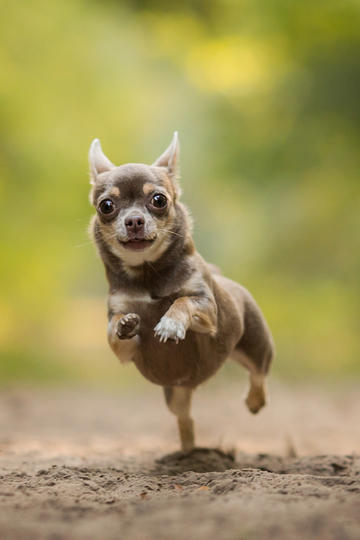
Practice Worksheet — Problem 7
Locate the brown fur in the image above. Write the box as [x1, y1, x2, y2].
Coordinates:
[88, 133, 274, 450]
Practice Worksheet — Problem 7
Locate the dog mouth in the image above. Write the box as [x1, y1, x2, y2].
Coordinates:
[120, 237, 156, 251]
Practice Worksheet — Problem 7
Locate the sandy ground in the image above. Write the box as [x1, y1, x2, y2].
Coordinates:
[0, 379, 359, 539]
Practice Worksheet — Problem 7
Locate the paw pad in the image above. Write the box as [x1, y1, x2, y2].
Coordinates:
[116, 313, 140, 339]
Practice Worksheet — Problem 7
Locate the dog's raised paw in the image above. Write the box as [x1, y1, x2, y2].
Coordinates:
[245, 384, 266, 414]
[116, 313, 140, 339]
[154, 316, 186, 344]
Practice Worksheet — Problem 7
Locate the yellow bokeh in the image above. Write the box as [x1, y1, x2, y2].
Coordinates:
[186, 37, 271, 94]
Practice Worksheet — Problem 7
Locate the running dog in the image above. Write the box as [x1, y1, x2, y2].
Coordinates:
[88, 132, 274, 451]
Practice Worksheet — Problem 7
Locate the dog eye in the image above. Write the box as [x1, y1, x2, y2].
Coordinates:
[99, 199, 115, 215]
[151, 193, 167, 209]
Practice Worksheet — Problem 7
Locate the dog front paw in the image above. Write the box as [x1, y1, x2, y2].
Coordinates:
[116, 313, 140, 340]
[154, 316, 186, 344]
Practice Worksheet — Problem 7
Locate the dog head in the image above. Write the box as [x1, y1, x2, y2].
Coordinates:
[89, 132, 188, 267]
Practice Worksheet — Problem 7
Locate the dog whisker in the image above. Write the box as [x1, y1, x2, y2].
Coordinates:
[157, 228, 184, 239]
[74, 241, 94, 248]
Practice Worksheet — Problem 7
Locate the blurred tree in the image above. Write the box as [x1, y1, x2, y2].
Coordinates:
[0, 0, 359, 381]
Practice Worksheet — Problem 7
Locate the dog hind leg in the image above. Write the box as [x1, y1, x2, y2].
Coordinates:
[232, 293, 274, 414]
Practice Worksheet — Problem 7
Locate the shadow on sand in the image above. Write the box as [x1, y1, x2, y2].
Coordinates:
[153, 447, 357, 477]
[154, 447, 236, 474]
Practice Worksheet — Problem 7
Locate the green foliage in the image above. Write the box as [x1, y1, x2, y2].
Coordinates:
[1, 0, 359, 382]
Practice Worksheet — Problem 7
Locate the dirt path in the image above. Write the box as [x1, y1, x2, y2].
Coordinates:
[0, 380, 359, 539]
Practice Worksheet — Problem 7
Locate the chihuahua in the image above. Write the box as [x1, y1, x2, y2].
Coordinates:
[89, 132, 274, 451]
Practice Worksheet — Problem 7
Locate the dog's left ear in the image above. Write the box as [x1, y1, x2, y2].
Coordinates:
[152, 131, 179, 180]
[88, 138, 115, 184]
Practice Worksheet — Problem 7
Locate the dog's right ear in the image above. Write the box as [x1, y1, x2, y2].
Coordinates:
[88, 139, 115, 184]
[152, 131, 179, 180]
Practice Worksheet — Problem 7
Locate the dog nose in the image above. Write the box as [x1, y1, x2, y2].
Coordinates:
[125, 215, 145, 234]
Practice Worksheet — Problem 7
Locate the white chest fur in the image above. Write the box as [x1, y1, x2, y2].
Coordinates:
[108, 291, 157, 313]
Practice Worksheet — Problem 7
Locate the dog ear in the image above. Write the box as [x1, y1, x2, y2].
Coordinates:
[89, 139, 115, 183]
[152, 131, 179, 179]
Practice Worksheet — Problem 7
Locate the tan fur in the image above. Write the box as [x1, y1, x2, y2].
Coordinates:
[143, 182, 156, 196]
[165, 296, 217, 336]
[245, 372, 266, 414]
[162, 173, 176, 199]
[109, 186, 120, 197]
[231, 349, 267, 413]
[164, 387, 194, 451]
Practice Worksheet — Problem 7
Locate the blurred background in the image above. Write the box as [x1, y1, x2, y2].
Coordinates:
[1, 0, 359, 387]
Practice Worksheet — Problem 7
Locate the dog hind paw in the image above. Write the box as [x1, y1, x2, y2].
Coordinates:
[245, 384, 266, 414]
[154, 316, 186, 344]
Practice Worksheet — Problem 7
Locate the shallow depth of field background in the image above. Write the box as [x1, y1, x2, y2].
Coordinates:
[1, 0, 359, 387]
